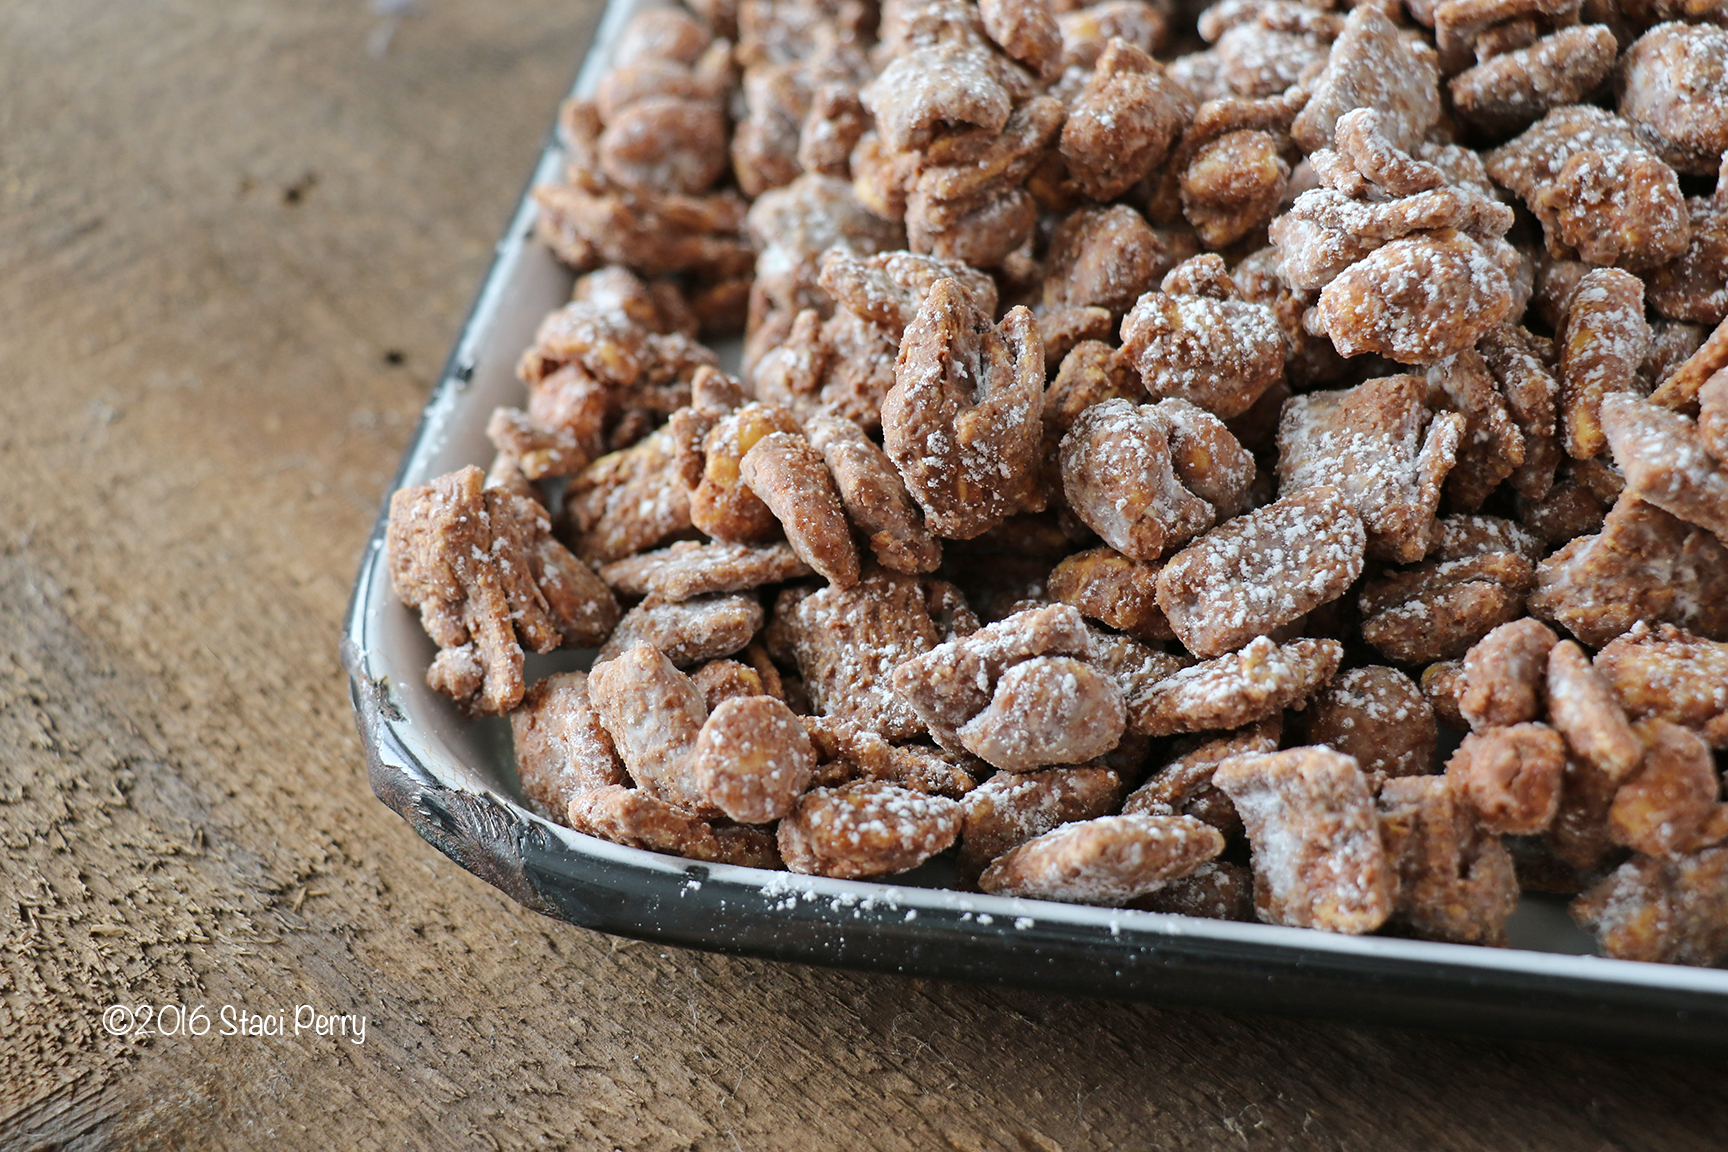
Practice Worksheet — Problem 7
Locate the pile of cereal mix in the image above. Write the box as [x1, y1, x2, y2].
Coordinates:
[385, 0, 1728, 965]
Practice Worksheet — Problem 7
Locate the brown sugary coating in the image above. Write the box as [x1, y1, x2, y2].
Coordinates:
[1129, 859, 1255, 920]
[1459, 618, 1557, 731]
[1038, 307, 1115, 366]
[691, 402, 805, 544]
[979, 814, 1225, 905]
[1118, 286, 1286, 420]
[739, 430, 861, 587]
[1426, 349, 1528, 513]
[510, 671, 627, 820]
[1421, 659, 1469, 729]
[1595, 623, 1728, 744]
[1060, 40, 1196, 203]
[780, 570, 942, 740]
[1600, 393, 1728, 543]
[1129, 636, 1342, 737]
[1648, 181, 1728, 327]
[1619, 23, 1728, 176]
[906, 185, 1040, 270]
[805, 413, 943, 575]
[1209, 10, 1337, 100]
[1155, 396, 1256, 518]
[567, 785, 782, 870]
[587, 643, 713, 814]
[1573, 846, 1728, 966]
[778, 780, 962, 878]
[599, 540, 812, 600]
[1180, 129, 1290, 250]
[1484, 106, 1689, 271]
[1313, 229, 1515, 364]
[1377, 775, 1520, 946]
[1558, 270, 1653, 461]
[1609, 719, 1723, 856]
[914, 94, 1066, 208]
[1359, 549, 1535, 665]
[1546, 749, 1622, 872]
[1651, 315, 1728, 411]
[800, 715, 983, 797]
[818, 249, 998, 333]
[1290, 7, 1440, 154]
[1155, 486, 1366, 659]
[1450, 26, 1619, 137]
[615, 8, 713, 68]
[532, 183, 754, 282]
[691, 694, 818, 824]
[1700, 369, 1728, 463]
[1445, 722, 1565, 835]
[596, 593, 765, 668]
[980, 0, 1064, 80]
[1233, 246, 1350, 390]
[1042, 343, 1146, 472]
[958, 655, 1128, 771]
[957, 766, 1123, 879]
[1060, 399, 1216, 563]
[1057, 0, 1169, 70]
[690, 659, 766, 711]
[389, 467, 618, 714]
[599, 96, 730, 196]
[1478, 324, 1563, 501]
[1046, 546, 1174, 642]
[1300, 666, 1437, 780]
[1277, 375, 1464, 564]
[1214, 746, 1395, 934]
[1122, 718, 1282, 834]
[561, 427, 694, 565]
[862, 42, 1016, 156]
[1042, 206, 1190, 319]
[1528, 497, 1728, 647]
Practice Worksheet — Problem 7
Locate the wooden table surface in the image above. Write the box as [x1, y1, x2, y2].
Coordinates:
[3, 2, 1726, 1148]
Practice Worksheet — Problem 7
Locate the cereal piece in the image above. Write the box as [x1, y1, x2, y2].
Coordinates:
[1459, 618, 1557, 731]
[388, 467, 616, 714]
[1118, 283, 1286, 420]
[1209, 6, 1339, 99]
[1445, 722, 1566, 835]
[1233, 246, 1350, 390]
[510, 672, 627, 820]
[599, 96, 730, 196]
[561, 428, 693, 564]
[884, 281, 1045, 540]
[615, 9, 712, 68]
[1478, 323, 1563, 501]
[957, 765, 1123, 879]
[532, 183, 755, 282]
[1528, 497, 1728, 647]
[978, 814, 1225, 905]
[1648, 171, 1728, 327]
[596, 593, 764, 668]
[1290, 7, 1441, 154]
[1359, 548, 1535, 665]
[599, 540, 813, 601]
[690, 694, 818, 824]
[1609, 719, 1723, 857]
[1129, 636, 1342, 737]
[1600, 393, 1728, 543]
[1377, 775, 1520, 946]
[1180, 129, 1290, 250]
[567, 785, 781, 870]
[906, 185, 1040, 270]
[1595, 623, 1728, 744]
[487, 404, 590, 482]
[957, 655, 1128, 771]
[1128, 859, 1255, 920]
[1619, 23, 1728, 177]
[1312, 229, 1515, 364]
[1421, 659, 1468, 729]
[1299, 666, 1437, 779]
[690, 659, 766, 711]
[1122, 718, 1282, 834]
[804, 413, 943, 575]
[1042, 342, 1145, 458]
[1651, 315, 1728, 411]
[778, 780, 962, 878]
[737, 430, 861, 587]
[800, 80, 872, 179]
[1058, 0, 1169, 70]
[980, 0, 1064, 79]
[1484, 105, 1689, 271]
[1060, 398, 1216, 562]
[862, 42, 1015, 156]
[1046, 546, 1173, 641]
[1213, 746, 1395, 934]
[1425, 350, 1527, 513]
[1700, 369, 1728, 462]
[780, 570, 943, 740]
[1041, 205, 1190, 320]
[1038, 307, 1115, 366]
[1277, 375, 1464, 564]
[1060, 39, 1195, 202]
[1155, 396, 1256, 518]
[1449, 26, 1618, 137]
[1155, 486, 1366, 659]
[1546, 748, 1622, 871]
[1573, 846, 1728, 965]
[818, 249, 998, 333]
[1557, 269, 1653, 461]
[690, 402, 806, 544]
[587, 643, 712, 813]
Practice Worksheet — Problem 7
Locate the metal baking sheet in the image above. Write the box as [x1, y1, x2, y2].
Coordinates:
[341, 0, 1728, 1049]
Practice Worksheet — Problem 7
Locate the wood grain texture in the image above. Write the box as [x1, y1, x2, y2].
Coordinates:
[2, 2, 1727, 1149]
